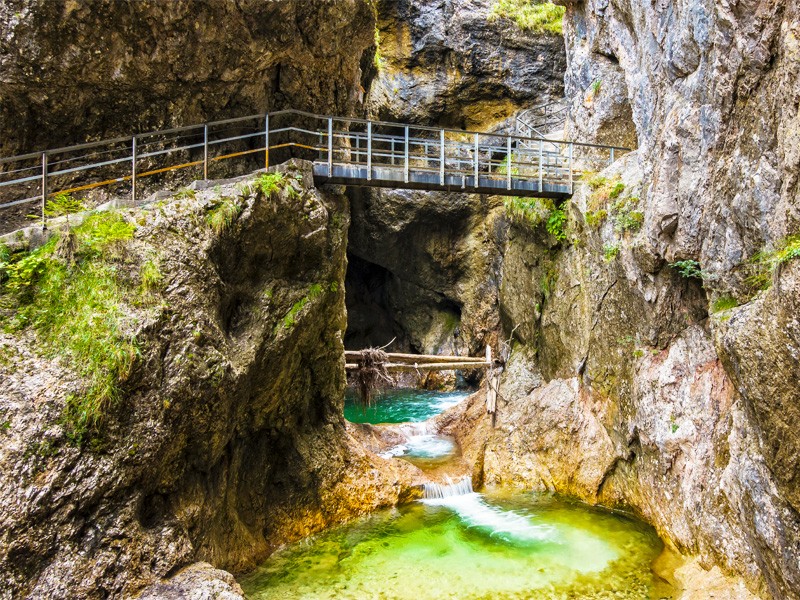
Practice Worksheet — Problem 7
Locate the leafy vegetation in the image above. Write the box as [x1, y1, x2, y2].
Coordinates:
[28, 193, 86, 224]
[1, 212, 141, 445]
[585, 209, 608, 229]
[745, 235, 800, 291]
[603, 243, 619, 262]
[139, 257, 163, 294]
[590, 80, 602, 97]
[256, 172, 294, 197]
[488, 0, 566, 35]
[504, 196, 568, 241]
[546, 208, 567, 241]
[669, 259, 705, 280]
[281, 283, 326, 329]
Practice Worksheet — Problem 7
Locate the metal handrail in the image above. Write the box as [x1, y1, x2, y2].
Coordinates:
[0, 108, 630, 233]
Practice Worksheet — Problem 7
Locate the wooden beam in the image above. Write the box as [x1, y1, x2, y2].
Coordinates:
[344, 351, 483, 364]
[345, 361, 490, 371]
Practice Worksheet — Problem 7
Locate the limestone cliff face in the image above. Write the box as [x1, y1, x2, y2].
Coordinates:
[347, 0, 564, 357]
[0, 162, 419, 599]
[369, 0, 566, 128]
[435, 1, 800, 597]
[0, 0, 375, 156]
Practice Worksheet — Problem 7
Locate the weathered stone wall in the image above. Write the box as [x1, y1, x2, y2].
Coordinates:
[0, 162, 420, 599]
[0, 0, 375, 156]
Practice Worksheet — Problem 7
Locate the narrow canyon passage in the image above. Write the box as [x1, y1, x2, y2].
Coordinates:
[239, 389, 677, 599]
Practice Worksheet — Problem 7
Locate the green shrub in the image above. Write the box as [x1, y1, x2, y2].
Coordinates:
[603, 243, 619, 262]
[256, 172, 290, 197]
[670, 259, 705, 280]
[28, 193, 85, 222]
[488, 0, 566, 34]
[546, 208, 567, 241]
[504, 196, 552, 228]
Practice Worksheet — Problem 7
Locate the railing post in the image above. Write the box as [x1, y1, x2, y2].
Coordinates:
[40, 152, 48, 230]
[265, 114, 270, 170]
[538, 139, 543, 192]
[131, 136, 137, 205]
[439, 129, 445, 186]
[391, 138, 395, 166]
[203, 124, 209, 180]
[610, 147, 615, 165]
[474, 133, 479, 188]
[328, 117, 333, 177]
[506, 136, 512, 191]
[569, 142, 574, 193]
[367, 121, 372, 181]
[404, 126, 409, 183]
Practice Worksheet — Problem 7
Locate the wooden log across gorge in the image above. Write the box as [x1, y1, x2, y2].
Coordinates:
[345, 346, 501, 415]
[344, 348, 492, 372]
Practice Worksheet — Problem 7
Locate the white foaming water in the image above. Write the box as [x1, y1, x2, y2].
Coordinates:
[432, 392, 470, 412]
[422, 477, 557, 544]
[404, 434, 456, 458]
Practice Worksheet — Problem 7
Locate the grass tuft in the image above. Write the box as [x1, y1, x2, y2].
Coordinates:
[488, 0, 565, 35]
[206, 196, 243, 234]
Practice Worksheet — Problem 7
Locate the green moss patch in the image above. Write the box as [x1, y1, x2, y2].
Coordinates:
[1, 212, 147, 445]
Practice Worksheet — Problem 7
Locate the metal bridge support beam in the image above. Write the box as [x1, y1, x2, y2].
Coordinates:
[367, 121, 372, 181]
[506, 136, 512, 191]
[439, 129, 445, 186]
[474, 133, 479, 188]
[203, 124, 209, 180]
[131, 136, 137, 205]
[265, 114, 270, 170]
[40, 152, 48, 230]
[569, 142, 574, 194]
[404, 126, 409, 183]
[538, 139, 543, 192]
[327, 117, 333, 177]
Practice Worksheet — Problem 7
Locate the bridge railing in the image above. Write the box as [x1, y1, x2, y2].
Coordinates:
[0, 109, 630, 234]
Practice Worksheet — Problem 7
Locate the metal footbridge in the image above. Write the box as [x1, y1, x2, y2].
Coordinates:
[0, 108, 628, 232]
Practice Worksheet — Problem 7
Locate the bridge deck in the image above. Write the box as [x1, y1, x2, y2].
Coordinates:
[0, 108, 629, 232]
[313, 163, 573, 198]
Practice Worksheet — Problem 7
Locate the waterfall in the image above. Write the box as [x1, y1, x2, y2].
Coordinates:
[422, 476, 474, 499]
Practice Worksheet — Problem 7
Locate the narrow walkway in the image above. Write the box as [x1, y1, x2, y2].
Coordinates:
[0, 108, 629, 232]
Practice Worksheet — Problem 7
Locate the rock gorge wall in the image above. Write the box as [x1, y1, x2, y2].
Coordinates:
[346, 0, 565, 356]
[0, 162, 419, 599]
[0, 0, 375, 156]
[436, 1, 800, 598]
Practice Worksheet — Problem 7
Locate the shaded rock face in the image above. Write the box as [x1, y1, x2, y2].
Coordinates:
[0, 0, 375, 156]
[346, 186, 506, 357]
[0, 162, 419, 599]
[346, 0, 565, 359]
[369, 0, 566, 129]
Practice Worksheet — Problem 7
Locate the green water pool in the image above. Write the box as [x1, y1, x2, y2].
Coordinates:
[344, 388, 471, 424]
[238, 491, 675, 599]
